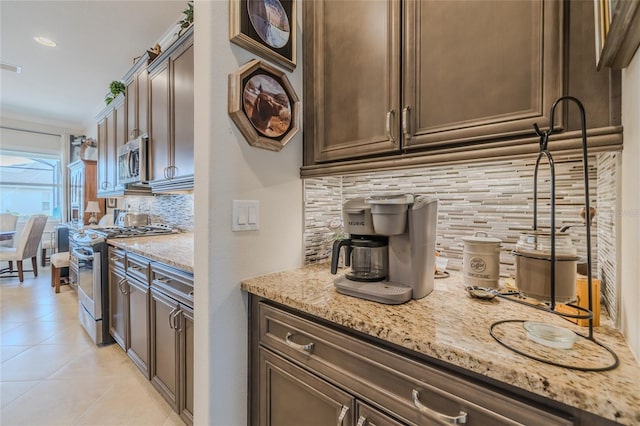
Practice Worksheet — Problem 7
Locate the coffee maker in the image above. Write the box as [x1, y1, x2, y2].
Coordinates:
[330, 194, 438, 304]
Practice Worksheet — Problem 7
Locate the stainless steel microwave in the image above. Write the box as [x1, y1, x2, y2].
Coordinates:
[117, 134, 148, 185]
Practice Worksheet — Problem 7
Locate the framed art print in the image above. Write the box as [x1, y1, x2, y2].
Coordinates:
[229, 59, 300, 151]
[230, 0, 296, 71]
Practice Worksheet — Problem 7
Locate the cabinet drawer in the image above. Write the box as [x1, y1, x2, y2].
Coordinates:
[259, 347, 354, 426]
[109, 247, 126, 270]
[150, 263, 193, 308]
[125, 253, 150, 283]
[258, 302, 573, 426]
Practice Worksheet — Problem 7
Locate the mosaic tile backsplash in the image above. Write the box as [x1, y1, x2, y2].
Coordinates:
[123, 194, 194, 232]
[304, 153, 619, 319]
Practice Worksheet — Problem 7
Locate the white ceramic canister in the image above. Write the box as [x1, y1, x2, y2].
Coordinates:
[462, 231, 502, 288]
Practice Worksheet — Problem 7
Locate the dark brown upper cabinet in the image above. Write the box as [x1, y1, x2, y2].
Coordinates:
[97, 95, 125, 197]
[305, 0, 402, 163]
[402, 0, 562, 149]
[124, 53, 151, 140]
[302, 0, 622, 177]
[148, 27, 194, 193]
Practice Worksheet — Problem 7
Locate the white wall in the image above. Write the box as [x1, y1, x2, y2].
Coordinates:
[193, 1, 304, 425]
[619, 51, 640, 360]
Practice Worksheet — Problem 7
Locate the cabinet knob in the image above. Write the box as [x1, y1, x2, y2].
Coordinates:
[412, 389, 467, 424]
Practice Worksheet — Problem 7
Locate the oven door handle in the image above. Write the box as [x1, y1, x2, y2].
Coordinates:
[71, 248, 94, 261]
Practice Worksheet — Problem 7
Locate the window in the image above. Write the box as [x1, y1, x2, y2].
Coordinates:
[0, 150, 62, 219]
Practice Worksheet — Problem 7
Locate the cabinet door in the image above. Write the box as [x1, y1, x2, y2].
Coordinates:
[403, 0, 562, 148]
[149, 63, 171, 183]
[138, 69, 149, 137]
[126, 68, 149, 139]
[356, 401, 407, 426]
[306, 0, 401, 162]
[259, 348, 354, 426]
[171, 42, 194, 179]
[178, 304, 194, 425]
[150, 287, 179, 410]
[97, 114, 110, 194]
[127, 277, 150, 379]
[108, 265, 127, 350]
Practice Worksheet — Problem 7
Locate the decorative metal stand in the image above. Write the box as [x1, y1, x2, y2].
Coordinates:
[489, 96, 619, 372]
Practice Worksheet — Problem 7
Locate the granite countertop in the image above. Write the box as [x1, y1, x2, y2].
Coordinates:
[241, 263, 640, 425]
[107, 232, 193, 273]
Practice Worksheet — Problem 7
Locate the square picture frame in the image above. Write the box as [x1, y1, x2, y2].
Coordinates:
[228, 59, 300, 152]
[106, 198, 117, 209]
[229, 0, 296, 71]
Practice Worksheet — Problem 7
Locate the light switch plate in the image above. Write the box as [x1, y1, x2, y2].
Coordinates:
[232, 200, 259, 231]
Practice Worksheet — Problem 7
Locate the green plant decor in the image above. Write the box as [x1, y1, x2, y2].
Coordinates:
[178, 1, 194, 36]
[105, 80, 126, 105]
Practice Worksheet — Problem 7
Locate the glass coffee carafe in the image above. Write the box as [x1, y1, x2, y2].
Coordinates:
[331, 237, 388, 282]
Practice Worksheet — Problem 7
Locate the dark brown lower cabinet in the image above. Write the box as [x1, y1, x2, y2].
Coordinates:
[250, 297, 591, 426]
[108, 265, 126, 350]
[108, 253, 150, 379]
[150, 286, 193, 425]
[107, 246, 193, 425]
[127, 277, 150, 378]
[179, 305, 194, 425]
[259, 348, 354, 426]
[151, 288, 179, 410]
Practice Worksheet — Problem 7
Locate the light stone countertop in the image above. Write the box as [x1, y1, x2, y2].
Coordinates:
[107, 232, 193, 273]
[241, 262, 640, 425]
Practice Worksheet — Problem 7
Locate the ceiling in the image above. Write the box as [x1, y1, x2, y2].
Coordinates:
[0, 0, 188, 130]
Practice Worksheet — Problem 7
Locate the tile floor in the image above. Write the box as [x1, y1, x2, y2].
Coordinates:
[1, 265, 184, 425]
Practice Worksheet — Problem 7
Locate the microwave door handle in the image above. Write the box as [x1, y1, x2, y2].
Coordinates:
[129, 150, 138, 178]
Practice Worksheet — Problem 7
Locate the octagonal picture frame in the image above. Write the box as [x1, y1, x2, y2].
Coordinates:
[228, 59, 300, 152]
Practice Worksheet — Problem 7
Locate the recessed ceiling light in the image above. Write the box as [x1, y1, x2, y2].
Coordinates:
[0, 62, 22, 73]
[33, 36, 57, 47]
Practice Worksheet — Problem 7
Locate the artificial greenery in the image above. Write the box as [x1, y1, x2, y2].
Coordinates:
[105, 80, 126, 105]
[178, 1, 194, 36]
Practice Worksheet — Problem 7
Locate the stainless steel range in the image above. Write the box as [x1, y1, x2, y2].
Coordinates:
[70, 224, 177, 345]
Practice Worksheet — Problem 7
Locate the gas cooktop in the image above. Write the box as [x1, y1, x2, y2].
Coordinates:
[71, 225, 177, 245]
[90, 224, 177, 238]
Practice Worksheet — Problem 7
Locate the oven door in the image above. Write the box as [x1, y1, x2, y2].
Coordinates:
[71, 246, 102, 320]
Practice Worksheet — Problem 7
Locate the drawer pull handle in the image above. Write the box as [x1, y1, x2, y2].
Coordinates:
[337, 405, 349, 426]
[284, 332, 314, 354]
[118, 277, 128, 295]
[356, 416, 377, 426]
[169, 308, 180, 330]
[412, 389, 467, 424]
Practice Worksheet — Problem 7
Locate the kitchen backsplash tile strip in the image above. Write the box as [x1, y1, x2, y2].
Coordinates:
[304, 154, 618, 310]
[597, 152, 620, 325]
[123, 194, 194, 232]
[303, 176, 343, 263]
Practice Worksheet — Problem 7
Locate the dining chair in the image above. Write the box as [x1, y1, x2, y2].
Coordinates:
[0, 213, 19, 248]
[0, 215, 48, 282]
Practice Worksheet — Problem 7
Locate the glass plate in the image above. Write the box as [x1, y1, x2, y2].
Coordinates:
[523, 321, 577, 349]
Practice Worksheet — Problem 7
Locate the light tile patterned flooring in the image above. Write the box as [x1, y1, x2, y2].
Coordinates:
[0, 265, 184, 425]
